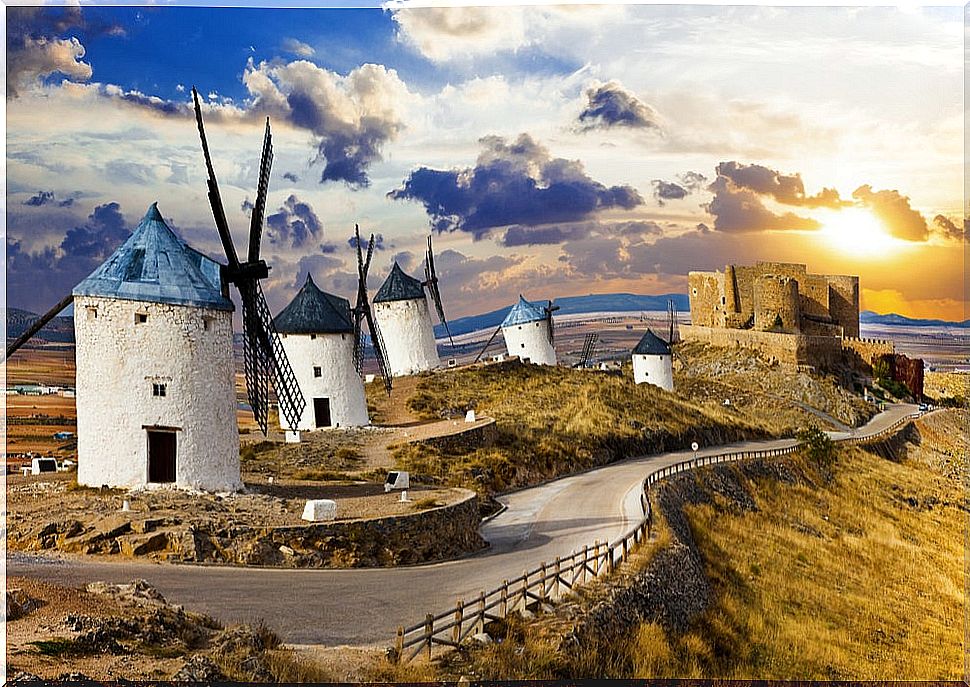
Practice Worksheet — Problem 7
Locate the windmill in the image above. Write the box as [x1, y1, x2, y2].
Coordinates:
[423, 234, 454, 348]
[191, 87, 305, 435]
[351, 225, 393, 394]
[474, 295, 559, 366]
[578, 332, 599, 368]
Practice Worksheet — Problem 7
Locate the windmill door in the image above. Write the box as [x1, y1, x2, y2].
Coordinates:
[147, 430, 176, 483]
[314, 398, 332, 428]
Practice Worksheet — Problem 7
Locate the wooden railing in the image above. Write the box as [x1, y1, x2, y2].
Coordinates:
[391, 410, 921, 662]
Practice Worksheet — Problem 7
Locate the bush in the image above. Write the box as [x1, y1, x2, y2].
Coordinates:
[797, 424, 836, 470]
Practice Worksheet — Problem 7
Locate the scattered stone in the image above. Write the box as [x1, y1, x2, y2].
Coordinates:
[86, 579, 166, 606]
[6, 589, 39, 621]
[172, 655, 227, 682]
[118, 531, 169, 556]
[470, 632, 493, 645]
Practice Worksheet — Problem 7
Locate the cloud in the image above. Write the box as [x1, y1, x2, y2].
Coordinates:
[932, 214, 962, 240]
[24, 191, 55, 206]
[851, 184, 928, 241]
[389, 133, 644, 239]
[500, 219, 661, 247]
[265, 194, 323, 248]
[281, 37, 315, 58]
[652, 180, 687, 206]
[7, 201, 131, 312]
[242, 59, 410, 186]
[678, 171, 708, 192]
[348, 233, 386, 251]
[578, 81, 661, 131]
[704, 175, 821, 233]
[282, 172, 300, 183]
[715, 161, 845, 208]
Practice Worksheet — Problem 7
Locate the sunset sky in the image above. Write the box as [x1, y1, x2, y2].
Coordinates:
[6, 3, 964, 323]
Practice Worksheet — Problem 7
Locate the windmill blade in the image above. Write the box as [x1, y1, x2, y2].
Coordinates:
[474, 324, 504, 364]
[240, 293, 270, 435]
[425, 235, 455, 347]
[192, 87, 240, 270]
[248, 117, 273, 263]
[5, 292, 74, 360]
[546, 301, 556, 345]
[352, 225, 370, 374]
[363, 304, 393, 394]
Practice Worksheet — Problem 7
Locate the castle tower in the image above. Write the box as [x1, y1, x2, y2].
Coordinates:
[501, 295, 557, 366]
[372, 262, 440, 377]
[273, 274, 369, 431]
[753, 274, 800, 333]
[72, 203, 241, 492]
[632, 329, 673, 391]
[723, 264, 739, 315]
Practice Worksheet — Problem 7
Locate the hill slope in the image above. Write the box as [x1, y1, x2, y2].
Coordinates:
[6, 307, 75, 344]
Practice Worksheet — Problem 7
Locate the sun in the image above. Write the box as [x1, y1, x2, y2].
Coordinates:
[816, 208, 904, 257]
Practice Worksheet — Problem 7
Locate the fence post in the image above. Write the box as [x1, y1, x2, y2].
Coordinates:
[582, 545, 589, 582]
[593, 540, 601, 575]
[453, 599, 463, 646]
[522, 570, 529, 612]
[607, 543, 615, 574]
[477, 591, 486, 633]
[424, 613, 433, 661]
[539, 562, 548, 605]
[622, 535, 629, 561]
[554, 557, 562, 599]
[395, 626, 404, 663]
[501, 580, 509, 618]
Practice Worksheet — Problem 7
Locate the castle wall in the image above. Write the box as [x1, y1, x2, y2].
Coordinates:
[841, 336, 895, 367]
[503, 319, 557, 365]
[277, 332, 369, 431]
[753, 275, 800, 332]
[74, 295, 241, 492]
[826, 275, 861, 338]
[687, 272, 725, 327]
[680, 324, 845, 370]
[373, 297, 440, 377]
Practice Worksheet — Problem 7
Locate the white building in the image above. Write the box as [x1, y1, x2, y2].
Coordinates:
[372, 262, 440, 377]
[501, 295, 557, 366]
[274, 274, 369, 431]
[72, 203, 241, 492]
[632, 329, 674, 391]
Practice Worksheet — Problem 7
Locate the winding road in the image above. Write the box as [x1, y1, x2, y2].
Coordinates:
[6, 403, 916, 647]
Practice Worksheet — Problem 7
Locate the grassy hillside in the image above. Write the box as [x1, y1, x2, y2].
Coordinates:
[409, 410, 963, 680]
[385, 360, 772, 495]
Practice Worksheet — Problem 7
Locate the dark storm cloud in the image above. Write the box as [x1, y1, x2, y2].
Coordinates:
[577, 82, 661, 131]
[7, 201, 131, 312]
[704, 176, 821, 233]
[932, 214, 962, 240]
[651, 180, 688, 206]
[389, 133, 644, 239]
[24, 191, 55, 206]
[283, 172, 300, 183]
[291, 253, 345, 291]
[715, 161, 845, 209]
[851, 185, 928, 242]
[265, 194, 323, 248]
[348, 233, 386, 251]
[500, 219, 661, 247]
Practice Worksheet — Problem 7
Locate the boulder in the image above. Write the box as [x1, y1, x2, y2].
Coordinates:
[6, 589, 39, 621]
[301, 499, 337, 522]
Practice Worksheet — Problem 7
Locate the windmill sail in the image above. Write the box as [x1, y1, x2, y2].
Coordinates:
[4, 293, 74, 360]
[423, 234, 454, 347]
[352, 225, 392, 394]
[192, 87, 305, 434]
[474, 324, 504, 363]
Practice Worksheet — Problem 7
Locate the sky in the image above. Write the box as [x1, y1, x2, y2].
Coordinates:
[5, 3, 965, 323]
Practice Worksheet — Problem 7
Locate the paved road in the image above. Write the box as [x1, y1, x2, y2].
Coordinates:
[7, 403, 916, 647]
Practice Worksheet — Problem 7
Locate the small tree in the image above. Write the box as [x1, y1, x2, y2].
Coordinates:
[798, 424, 836, 470]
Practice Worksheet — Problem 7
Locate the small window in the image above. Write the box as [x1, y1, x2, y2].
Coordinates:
[313, 366, 322, 378]
[135, 313, 148, 324]
[152, 383, 167, 397]
[87, 307, 98, 320]
[310, 334, 317, 340]
[692, 288, 697, 295]
[521, 343, 525, 349]
[721, 296, 726, 305]
[203, 317, 212, 331]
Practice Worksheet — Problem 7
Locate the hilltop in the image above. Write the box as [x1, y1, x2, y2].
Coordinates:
[5, 307, 75, 344]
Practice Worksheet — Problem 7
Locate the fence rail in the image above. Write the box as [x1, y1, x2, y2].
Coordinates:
[391, 409, 921, 662]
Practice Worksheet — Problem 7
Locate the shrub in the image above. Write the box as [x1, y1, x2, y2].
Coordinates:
[797, 424, 836, 470]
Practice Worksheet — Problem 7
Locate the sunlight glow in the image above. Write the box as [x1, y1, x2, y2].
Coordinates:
[816, 208, 906, 258]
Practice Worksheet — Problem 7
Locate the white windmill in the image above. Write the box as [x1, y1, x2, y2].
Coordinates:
[475, 295, 559, 366]
[632, 329, 673, 391]
[371, 235, 453, 377]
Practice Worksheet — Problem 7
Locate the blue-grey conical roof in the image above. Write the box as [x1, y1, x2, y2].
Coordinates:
[373, 262, 425, 303]
[72, 203, 232, 311]
[273, 274, 354, 334]
[633, 329, 671, 355]
[502, 295, 549, 327]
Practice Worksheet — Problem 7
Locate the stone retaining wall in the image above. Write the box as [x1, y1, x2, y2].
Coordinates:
[413, 419, 498, 454]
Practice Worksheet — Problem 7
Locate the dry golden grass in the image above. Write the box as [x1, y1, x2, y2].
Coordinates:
[390, 360, 770, 494]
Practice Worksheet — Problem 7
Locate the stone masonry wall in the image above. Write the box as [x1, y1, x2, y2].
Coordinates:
[415, 419, 498, 454]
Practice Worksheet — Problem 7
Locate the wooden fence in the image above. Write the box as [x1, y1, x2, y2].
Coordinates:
[391, 410, 921, 662]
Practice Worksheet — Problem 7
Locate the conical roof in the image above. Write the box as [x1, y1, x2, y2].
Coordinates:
[73, 203, 232, 311]
[502, 295, 549, 327]
[633, 329, 671, 355]
[273, 274, 354, 334]
[374, 262, 425, 303]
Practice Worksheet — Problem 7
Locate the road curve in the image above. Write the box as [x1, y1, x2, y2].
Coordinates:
[7, 403, 917, 646]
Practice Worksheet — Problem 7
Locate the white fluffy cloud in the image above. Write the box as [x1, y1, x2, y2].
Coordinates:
[8, 36, 93, 97]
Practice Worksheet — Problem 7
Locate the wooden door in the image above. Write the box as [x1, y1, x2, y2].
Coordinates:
[147, 430, 176, 483]
[313, 398, 332, 428]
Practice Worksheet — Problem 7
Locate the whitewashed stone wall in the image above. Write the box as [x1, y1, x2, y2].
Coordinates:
[277, 332, 369, 430]
[633, 353, 674, 391]
[372, 297, 440, 377]
[73, 295, 241, 492]
[502, 320, 557, 366]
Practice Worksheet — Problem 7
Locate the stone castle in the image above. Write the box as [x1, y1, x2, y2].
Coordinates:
[681, 261, 923, 399]
[687, 262, 860, 338]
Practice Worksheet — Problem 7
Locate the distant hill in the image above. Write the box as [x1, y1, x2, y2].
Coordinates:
[435, 293, 690, 337]
[860, 310, 970, 328]
[6, 307, 75, 345]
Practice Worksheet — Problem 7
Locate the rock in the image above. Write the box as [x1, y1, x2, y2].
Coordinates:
[7, 671, 42, 682]
[86, 579, 166, 606]
[118, 532, 170, 557]
[470, 632, 493, 645]
[6, 589, 39, 621]
[172, 655, 227, 682]
[278, 545, 296, 557]
[131, 518, 163, 534]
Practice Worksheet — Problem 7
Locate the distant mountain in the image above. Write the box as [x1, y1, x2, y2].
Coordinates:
[860, 310, 970, 328]
[435, 293, 690, 337]
[6, 307, 75, 345]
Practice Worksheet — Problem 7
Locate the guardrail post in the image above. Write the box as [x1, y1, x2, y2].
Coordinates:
[622, 535, 629, 562]
[424, 613, 433, 660]
[395, 626, 404, 663]
[607, 543, 615, 574]
[554, 557, 561, 599]
[593, 540, 601, 575]
[453, 598, 463, 646]
[501, 580, 509, 618]
[539, 562, 548, 606]
[522, 570, 529, 612]
[477, 591, 486, 633]
[582, 545, 589, 583]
